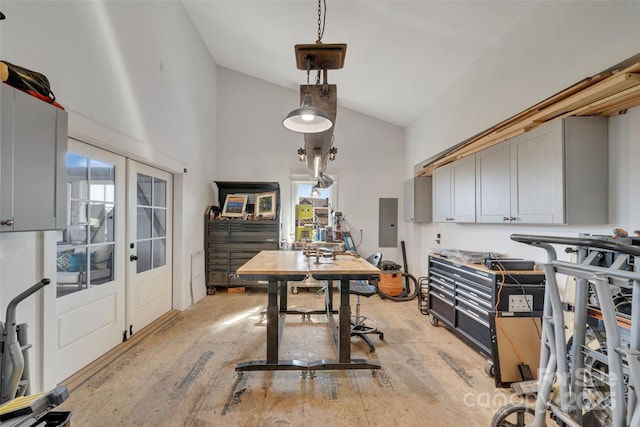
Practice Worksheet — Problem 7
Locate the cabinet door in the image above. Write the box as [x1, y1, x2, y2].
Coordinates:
[450, 155, 476, 222]
[510, 121, 563, 224]
[475, 141, 511, 223]
[432, 165, 452, 222]
[403, 178, 415, 222]
[0, 86, 68, 231]
[404, 176, 432, 223]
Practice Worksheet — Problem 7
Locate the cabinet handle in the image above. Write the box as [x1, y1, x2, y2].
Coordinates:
[502, 216, 510, 222]
[0, 219, 14, 226]
[510, 216, 517, 221]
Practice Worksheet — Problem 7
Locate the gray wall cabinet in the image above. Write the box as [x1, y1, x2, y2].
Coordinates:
[432, 155, 476, 223]
[403, 176, 432, 223]
[475, 117, 608, 224]
[0, 85, 68, 232]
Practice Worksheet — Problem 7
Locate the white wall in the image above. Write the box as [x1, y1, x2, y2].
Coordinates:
[404, 2, 640, 277]
[216, 67, 405, 261]
[0, 0, 217, 389]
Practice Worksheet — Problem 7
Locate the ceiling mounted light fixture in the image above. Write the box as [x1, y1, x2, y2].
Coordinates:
[283, 58, 332, 134]
[318, 172, 334, 188]
[287, 0, 346, 182]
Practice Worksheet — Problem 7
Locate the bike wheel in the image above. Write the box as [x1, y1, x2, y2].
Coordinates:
[491, 402, 540, 427]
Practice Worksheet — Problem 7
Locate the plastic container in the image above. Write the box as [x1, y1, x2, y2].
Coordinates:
[378, 271, 403, 296]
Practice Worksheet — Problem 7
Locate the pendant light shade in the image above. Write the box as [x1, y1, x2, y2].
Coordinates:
[283, 93, 332, 133]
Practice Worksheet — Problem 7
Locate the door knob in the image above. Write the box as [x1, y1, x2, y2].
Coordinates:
[130, 255, 138, 261]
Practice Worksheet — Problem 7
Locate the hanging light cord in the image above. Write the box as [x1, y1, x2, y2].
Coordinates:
[315, 0, 327, 84]
[316, 0, 326, 44]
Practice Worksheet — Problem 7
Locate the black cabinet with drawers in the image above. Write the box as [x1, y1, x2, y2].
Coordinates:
[206, 220, 279, 292]
[427, 255, 545, 357]
[205, 181, 280, 293]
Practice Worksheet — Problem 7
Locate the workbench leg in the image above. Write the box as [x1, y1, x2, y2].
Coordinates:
[266, 280, 279, 364]
[279, 280, 288, 312]
[338, 279, 351, 363]
[326, 280, 334, 312]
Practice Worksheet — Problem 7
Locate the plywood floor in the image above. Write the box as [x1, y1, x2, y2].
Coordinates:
[58, 287, 524, 426]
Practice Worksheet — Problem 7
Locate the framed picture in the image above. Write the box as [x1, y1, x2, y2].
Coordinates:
[221, 194, 248, 217]
[255, 191, 277, 218]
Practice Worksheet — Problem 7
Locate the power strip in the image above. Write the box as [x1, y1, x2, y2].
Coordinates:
[508, 294, 533, 312]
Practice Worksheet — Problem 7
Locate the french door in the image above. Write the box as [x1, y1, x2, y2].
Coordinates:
[125, 160, 173, 336]
[50, 145, 173, 383]
[52, 140, 126, 381]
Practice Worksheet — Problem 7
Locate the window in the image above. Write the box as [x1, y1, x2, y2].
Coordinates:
[135, 174, 167, 273]
[56, 154, 116, 297]
[290, 176, 337, 242]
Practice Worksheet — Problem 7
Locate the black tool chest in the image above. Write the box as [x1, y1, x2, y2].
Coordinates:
[205, 181, 280, 293]
[427, 255, 545, 356]
[206, 220, 279, 291]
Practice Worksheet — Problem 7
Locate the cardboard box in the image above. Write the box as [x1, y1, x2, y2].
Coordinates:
[227, 287, 245, 293]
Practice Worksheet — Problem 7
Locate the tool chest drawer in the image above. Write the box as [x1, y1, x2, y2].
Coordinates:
[205, 220, 279, 290]
[425, 255, 545, 358]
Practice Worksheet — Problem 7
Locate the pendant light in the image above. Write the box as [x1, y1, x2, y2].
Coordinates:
[283, 58, 332, 133]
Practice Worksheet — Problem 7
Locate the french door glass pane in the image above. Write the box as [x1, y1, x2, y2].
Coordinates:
[89, 244, 114, 284]
[90, 203, 115, 243]
[58, 152, 117, 297]
[154, 178, 166, 207]
[136, 240, 152, 274]
[137, 207, 152, 240]
[137, 174, 152, 206]
[134, 174, 168, 273]
[153, 209, 166, 238]
[153, 238, 166, 268]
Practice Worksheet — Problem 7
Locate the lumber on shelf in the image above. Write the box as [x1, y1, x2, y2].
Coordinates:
[416, 62, 640, 177]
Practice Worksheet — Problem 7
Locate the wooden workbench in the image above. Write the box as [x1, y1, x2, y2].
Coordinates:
[235, 250, 381, 375]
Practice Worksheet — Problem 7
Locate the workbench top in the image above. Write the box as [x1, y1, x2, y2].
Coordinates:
[235, 250, 380, 277]
[236, 250, 309, 276]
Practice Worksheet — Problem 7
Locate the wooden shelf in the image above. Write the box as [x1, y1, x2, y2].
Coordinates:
[417, 60, 640, 177]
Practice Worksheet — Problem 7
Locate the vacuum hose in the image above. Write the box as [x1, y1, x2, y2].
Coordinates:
[376, 240, 418, 301]
[377, 272, 418, 301]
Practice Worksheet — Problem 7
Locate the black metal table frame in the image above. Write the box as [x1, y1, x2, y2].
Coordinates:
[235, 272, 381, 375]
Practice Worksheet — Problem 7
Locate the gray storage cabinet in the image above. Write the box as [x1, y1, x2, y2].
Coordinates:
[205, 182, 280, 293]
[0, 84, 68, 231]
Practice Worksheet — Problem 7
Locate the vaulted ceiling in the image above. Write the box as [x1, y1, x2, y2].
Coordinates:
[181, 1, 539, 128]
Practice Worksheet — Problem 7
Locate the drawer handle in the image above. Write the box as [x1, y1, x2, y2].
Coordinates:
[466, 309, 480, 319]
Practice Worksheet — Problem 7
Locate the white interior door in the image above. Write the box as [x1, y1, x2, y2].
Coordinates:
[126, 160, 173, 336]
[52, 140, 126, 381]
